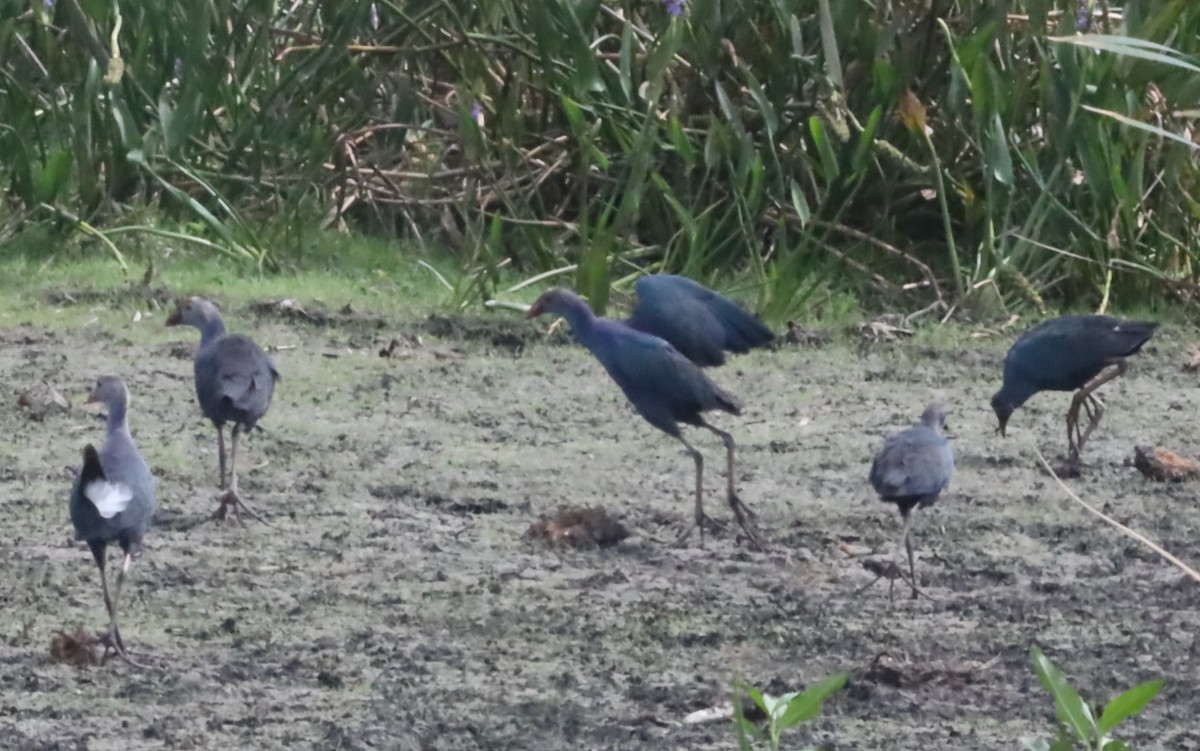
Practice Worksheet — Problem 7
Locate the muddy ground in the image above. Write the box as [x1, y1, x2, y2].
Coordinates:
[1, 294, 1198, 750]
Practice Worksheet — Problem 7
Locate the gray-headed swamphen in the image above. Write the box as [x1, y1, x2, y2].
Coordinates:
[991, 315, 1158, 461]
[528, 287, 761, 547]
[624, 274, 774, 367]
[167, 297, 279, 523]
[869, 403, 953, 600]
[70, 376, 156, 664]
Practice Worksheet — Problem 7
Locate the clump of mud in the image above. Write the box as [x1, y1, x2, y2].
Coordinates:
[377, 333, 465, 361]
[783, 321, 833, 348]
[1134, 445, 1200, 482]
[525, 507, 630, 548]
[49, 628, 100, 667]
[1183, 344, 1200, 372]
[861, 652, 999, 689]
[17, 383, 70, 420]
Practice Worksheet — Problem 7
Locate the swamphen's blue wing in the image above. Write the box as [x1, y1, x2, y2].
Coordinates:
[998, 315, 1158, 404]
[626, 274, 774, 367]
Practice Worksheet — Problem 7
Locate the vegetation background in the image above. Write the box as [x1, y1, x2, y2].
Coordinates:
[1, 0, 1197, 319]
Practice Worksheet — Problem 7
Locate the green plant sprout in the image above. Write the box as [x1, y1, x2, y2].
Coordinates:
[732, 672, 847, 751]
[1024, 645, 1164, 751]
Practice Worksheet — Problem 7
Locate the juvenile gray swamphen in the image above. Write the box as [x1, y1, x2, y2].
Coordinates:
[991, 315, 1158, 461]
[528, 287, 762, 547]
[70, 376, 156, 664]
[624, 274, 774, 367]
[166, 296, 279, 523]
[869, 403, 954, 600]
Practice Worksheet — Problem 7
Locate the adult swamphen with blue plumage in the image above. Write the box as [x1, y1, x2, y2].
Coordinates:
[528, 287, 761, 547]
[71, 376, 157, 664]
[869, 403, 953, 600]
[624, 274, 774, 367]
[167, 296, 279, 524]
[991, 315, 1158, 461]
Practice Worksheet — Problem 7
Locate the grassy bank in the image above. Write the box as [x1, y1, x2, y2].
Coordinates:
[3, 1, 1197, 319]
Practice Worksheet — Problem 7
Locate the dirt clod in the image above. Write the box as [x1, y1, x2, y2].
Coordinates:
[1183, 345, 1200, 372]
[18, 383, 70, 420]
[525, 507, 630, 548]
[1134, 445, 1200, 482]
[783, 321, 832, 348]
[49, 629, 100, 667]
[378, 334, 465, 361]
[863, 652, 999, 689]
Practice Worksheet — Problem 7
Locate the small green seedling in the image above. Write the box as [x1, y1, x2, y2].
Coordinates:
[733, 672, 847, 751]
[1023, 645, 1164, 751]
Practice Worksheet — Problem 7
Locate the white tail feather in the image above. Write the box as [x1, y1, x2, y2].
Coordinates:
[84, 479, 134, 519]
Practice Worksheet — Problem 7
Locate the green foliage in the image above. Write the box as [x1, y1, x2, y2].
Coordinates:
[2, 1, 1199, 316]
[732, 672, 846, 751]
[1024, 645, 1164, 751]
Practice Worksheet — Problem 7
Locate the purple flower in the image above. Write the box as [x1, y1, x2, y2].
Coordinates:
[470, 100, 484, 127]
[662, 0, 684, 17]
[43, 0, 54, 9]
[1076, 1, 1090, 31]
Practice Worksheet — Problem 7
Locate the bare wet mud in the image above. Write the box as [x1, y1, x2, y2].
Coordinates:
[1, 300, 1199, 749]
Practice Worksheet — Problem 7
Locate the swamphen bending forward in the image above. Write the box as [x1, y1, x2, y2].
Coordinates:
[869, 403, 954, 600]
[70, 376, 156, 664]
[991, 315, 1158, 461]
[624, 274, 774, 367]
[167, 296, 279, 523]
[529, 287, 761, 547]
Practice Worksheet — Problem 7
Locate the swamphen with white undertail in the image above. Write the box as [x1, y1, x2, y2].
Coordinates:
[528, 287, 761, 547]
[869, 403, 953, 600]
[991, 315, 1158, 461]
[70, 376, 156, 665]
[625, 274, 774, 367]
[166, 296, 279, 524]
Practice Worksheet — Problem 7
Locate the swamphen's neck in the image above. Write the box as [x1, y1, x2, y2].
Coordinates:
[554, 293, 600, 346]
[103, 393, 130, 439]
[198, 316, 228, 348]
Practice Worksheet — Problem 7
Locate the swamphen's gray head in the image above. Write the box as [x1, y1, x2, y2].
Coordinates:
[165, 296, 221, 329]
[527, 288, 586, 319]
[86, 375, 128, 410]
[919, 402, 948, 433]
[990, 392, 1014, 437]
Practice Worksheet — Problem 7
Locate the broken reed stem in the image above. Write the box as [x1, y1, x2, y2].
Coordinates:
[1034, 447, 1200, 585]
